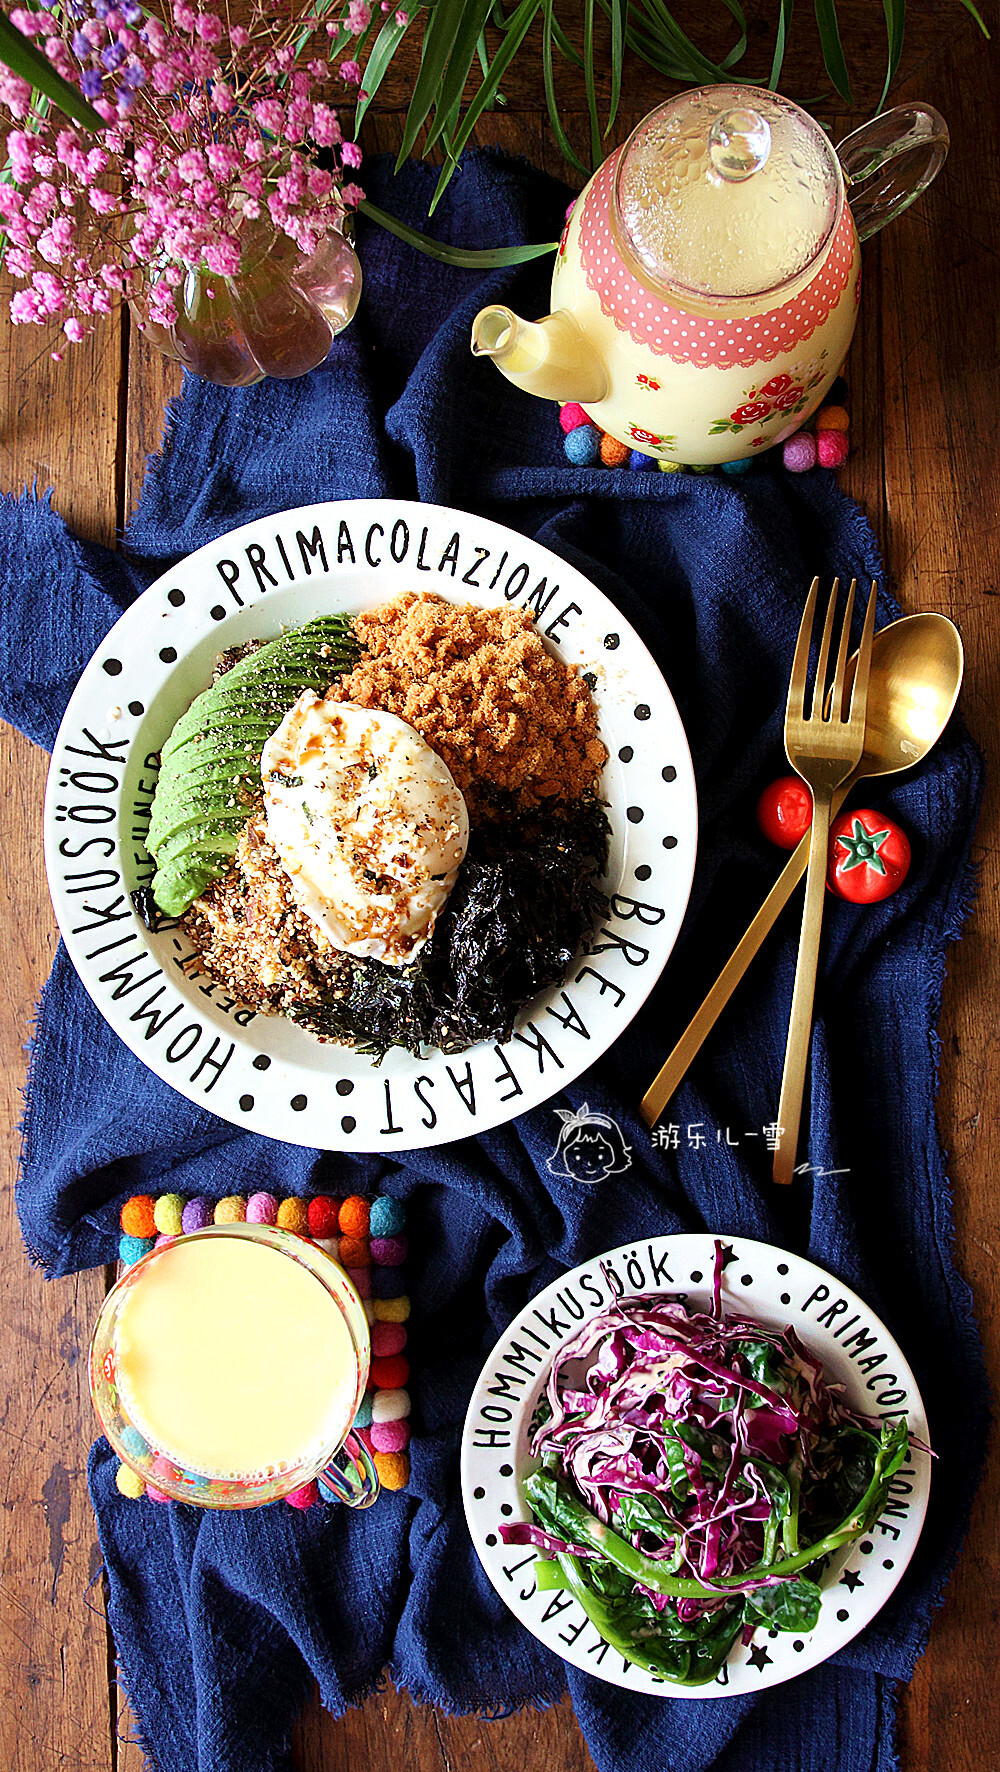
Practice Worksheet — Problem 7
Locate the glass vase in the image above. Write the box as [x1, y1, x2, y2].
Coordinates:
[131, 213, 362, 387]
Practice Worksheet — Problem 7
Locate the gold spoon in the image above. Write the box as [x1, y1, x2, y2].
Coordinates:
[640, 612, 964, 1129]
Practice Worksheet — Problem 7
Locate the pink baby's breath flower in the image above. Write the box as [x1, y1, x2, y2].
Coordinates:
[340, 59, 361, 83]
[195, 11, 224, 43]
[88, 187, 118, 214]
[341, 141, 362, 169]
[11, 287, 45, 323]
[307, 167, 333, 199]
[63, 316, 87, 342]
[311, 104, 342, 147]
[10, 9, 42, 36]
[229, 24, 249, 48]
[203, 236, 240, 275]
[395, 9, 409, 24]
[212, 79, 234, 113]
[341, 181, 363, 208]
[176, 147, 206, 182]
[253, 98, 284, 133]
[347, 1, 371, 32]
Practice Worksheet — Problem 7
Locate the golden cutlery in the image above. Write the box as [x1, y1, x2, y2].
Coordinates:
[772, 578, 878, 1184]
[640, 613, 964, 1131]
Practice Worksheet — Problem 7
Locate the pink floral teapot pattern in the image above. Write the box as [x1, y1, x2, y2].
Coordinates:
[472, 87, 948, 466]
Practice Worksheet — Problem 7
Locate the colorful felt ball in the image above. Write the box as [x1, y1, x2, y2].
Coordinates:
[563, 424, 599, 466]
[370, 1354, 410, 1391]
[370, 1235, 407, 1267]
[154, 1233, 176, 1250]
[119, 1233, 155, 1267]
[276, 1196, 309, 1235]
[817, 429, 850, 469]
[121, 1195, 156, 1239]
[373, 1451, 410, 1491]
[815, 403, 849, 432]
[720, 456, 753, 476]
[371, 1419, 410, 1455]
[372, 1268, 406, 1300]
[371, 1321, 407, 1358]
[371, 1388, 410, 1423]
[782, 433, 817, 473]
[339, 1235, 370, 1268]
[364, 1299, 377, 1325]
[246, 1191, 279, 1225]
[145, 1484, 171, 1504]
[346, 1266, 372, 1298]
[307, 1196, 340, 1239]
[629, 450, 657, 470]
[368, 1196, 405, 1238]
[116, 1462, 146, 1499]
[120, 1425, 150, 1461]
[284, 1480, 320, 1509]
[153, 1193, 185, 1236]
[338, 1195, 370, 1238]
[214, 1195, 246, 1224]
[599, 432, 630, 468]
[181, 1196, 213, 1233]
[354, 1390, 374, 1430]
[373, 1295, 410, 1323]
[658, 459, 682, 474]
[558, 402, 590, 433]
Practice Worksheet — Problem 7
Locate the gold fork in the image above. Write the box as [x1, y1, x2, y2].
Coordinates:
[772, 576, 878, 1186]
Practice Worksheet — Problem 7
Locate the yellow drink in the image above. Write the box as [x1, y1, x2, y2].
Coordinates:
[114, 1234, 361, 1481]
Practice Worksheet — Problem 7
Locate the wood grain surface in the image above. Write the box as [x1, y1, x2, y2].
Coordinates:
[1, 3, 997, 1767]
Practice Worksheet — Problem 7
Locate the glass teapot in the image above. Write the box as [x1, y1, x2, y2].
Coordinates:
[471, 87, 948, 465]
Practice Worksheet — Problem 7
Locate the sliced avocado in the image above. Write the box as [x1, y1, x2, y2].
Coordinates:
[148, 614, 359, 915]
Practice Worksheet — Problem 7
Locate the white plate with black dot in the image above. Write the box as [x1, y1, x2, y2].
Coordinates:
[461, 1233, 930, 1697]
[43, 499, 696, 1151]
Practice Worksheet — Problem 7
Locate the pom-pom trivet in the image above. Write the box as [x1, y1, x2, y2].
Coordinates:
[115, 1190, 413, 1504]
[558, 402, 591, 432]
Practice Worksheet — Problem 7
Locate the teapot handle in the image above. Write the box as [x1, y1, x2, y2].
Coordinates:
[836, 104, 949, 242]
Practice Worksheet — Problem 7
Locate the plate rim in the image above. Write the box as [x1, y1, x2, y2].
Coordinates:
[43, 497, 697, 1152]
[460, 1231, 931, 1699]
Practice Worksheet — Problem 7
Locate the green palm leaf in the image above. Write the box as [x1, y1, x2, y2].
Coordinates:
[812, 0, 853, 103]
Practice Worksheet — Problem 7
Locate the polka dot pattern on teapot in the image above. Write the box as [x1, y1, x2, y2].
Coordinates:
[580, 151, 857, 370]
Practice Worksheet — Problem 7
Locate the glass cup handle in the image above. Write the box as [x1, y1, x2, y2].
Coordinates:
[318, 1431, 380, 1508]
[837, 104, 949, 242]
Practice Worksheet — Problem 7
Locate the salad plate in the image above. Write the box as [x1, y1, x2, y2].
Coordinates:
[461, 1233, 930, 1697]
[43, 498, 696, 1152]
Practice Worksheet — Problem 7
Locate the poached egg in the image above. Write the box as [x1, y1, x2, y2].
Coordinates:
[260, 692, 469, 967]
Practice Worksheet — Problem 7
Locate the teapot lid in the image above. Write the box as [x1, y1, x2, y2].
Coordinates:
[614, 86, 841, 302]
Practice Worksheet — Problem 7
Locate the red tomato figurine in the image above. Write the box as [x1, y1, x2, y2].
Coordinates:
[756, 775, 813, 850]
[827, 810, 911, 903]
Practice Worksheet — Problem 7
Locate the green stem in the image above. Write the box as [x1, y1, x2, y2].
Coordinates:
[357, 197, 557, 266]
[0, 16, 103, 132]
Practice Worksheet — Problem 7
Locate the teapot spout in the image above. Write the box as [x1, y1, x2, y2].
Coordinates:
[470, 305, 609, 405]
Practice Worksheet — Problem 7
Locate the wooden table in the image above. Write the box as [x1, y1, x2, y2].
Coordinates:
[1, 4, 997, 1767]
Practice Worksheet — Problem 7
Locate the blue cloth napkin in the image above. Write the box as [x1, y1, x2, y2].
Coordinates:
[0, 149, 988, 1772]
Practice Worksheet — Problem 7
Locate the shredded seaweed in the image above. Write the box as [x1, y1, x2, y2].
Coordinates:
[290, 799, 610, 1058]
